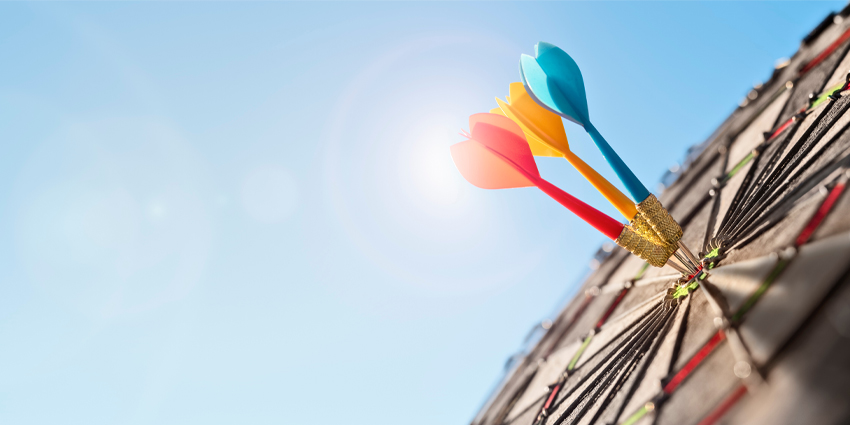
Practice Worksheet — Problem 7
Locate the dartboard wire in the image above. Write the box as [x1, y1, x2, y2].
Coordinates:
[490, 253, 633, 425]
[547, 314, 662, 425]
[710, 26, 850, 232]
[715, 22, 849, 146]
[665, 292, 693, 378]
[702, 138, 731, 253]
[502, 394, 548, 425]
[800, 25, 850, 75]
[713, 122, 793, 246]
[578, 307, 677, 425]
[723, 111, 822, 240]
[713, 114, 796, 245]
[492, 370, 539, 425]
[713, 138, 760, 247]
[730, 184, 827, 252]
[584, 347, 647, 425]
[616, 283, 701, 425]
[713, 76, 850, 248]
[604, 73, 832, 425]
[727, 185, 827, 255]
[636, 36, 850, 418]
[709, 39, 850, 243]
[728, 148, 850, 250]
[543, 302, 665, 418]
[722, 108, 828, 244]
[763, 112, 850, 201]
[720, 59, 850, 244]
[725, 143, 825, 244]
[623, 273, 684, 292]
[617, 330, 727, 425]
[564, 292, 669, 423]
[543, 305, 664, 424]
[539, 83, 843, 425]
[514, 299, 663, 425]
[732, 164, 850, 250]
[591, 302, 681, 425]
[725, 151, 850, 254]
[531, 271, 643, 425]
[732, 176, 848, 325]
[614, 294, 693, 425]
[548, 307, 670, 425]
[724, 98, 841, 240]
[730, 108, 850, 244]
[720, 119, 802, 241]
[501, 260, 652, 425]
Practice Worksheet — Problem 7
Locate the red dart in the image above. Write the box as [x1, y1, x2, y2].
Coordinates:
[450, 113, 625, 240]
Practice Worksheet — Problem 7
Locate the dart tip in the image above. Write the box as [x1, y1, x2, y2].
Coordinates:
[665, 242, 701, 276]
[677, 241, 701, 267]
[672, 244, 701, 275]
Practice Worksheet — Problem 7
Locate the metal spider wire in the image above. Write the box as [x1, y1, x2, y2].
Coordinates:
[517, 300, 664, 425]
[705, 36, 850, 256]
[589, 303, 680, 425]
[541, 302, 664, 421]
[547, 304, 674, 425]
[709, 86, 850, 254]
[723, 105, 850, 248]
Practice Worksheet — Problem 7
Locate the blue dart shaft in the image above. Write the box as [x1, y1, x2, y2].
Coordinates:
[585, 122, 650, 203]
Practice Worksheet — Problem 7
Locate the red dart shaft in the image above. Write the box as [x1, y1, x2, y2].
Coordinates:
[534, 177, 625, 240]
[476, 141, 626, 241]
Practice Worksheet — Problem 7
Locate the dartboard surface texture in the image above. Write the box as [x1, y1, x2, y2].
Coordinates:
[471, 8, 850, 425]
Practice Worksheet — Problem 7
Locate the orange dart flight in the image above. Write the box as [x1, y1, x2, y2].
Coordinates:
[491, 83, 637, 220]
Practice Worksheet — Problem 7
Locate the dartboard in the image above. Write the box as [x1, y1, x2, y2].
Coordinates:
[471, 8, 850, 425]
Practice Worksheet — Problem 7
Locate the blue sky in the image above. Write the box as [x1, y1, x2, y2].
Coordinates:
[0, 2, 845, 424]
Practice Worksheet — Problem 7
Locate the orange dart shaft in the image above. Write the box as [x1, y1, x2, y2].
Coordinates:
[562, 151, 638, 220]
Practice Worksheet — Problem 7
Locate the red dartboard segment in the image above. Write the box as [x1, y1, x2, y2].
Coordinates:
[663, 330, 727, 394]
[595, 287, 630, 330]
[799, 26, 850, 75]
[795, 182, 847, 247]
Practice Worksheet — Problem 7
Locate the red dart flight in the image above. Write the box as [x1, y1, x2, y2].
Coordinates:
[450, 112, 625, 241]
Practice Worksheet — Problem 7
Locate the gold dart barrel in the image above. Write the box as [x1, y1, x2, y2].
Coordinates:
[636, 194, 683, 245]
[615, 225, 677, 267]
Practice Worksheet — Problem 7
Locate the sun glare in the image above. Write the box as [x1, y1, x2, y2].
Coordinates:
[401, 127, 466, 215]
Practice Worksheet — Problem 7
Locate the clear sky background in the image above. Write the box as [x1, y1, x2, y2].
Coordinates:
[0, 2, 846, 424]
